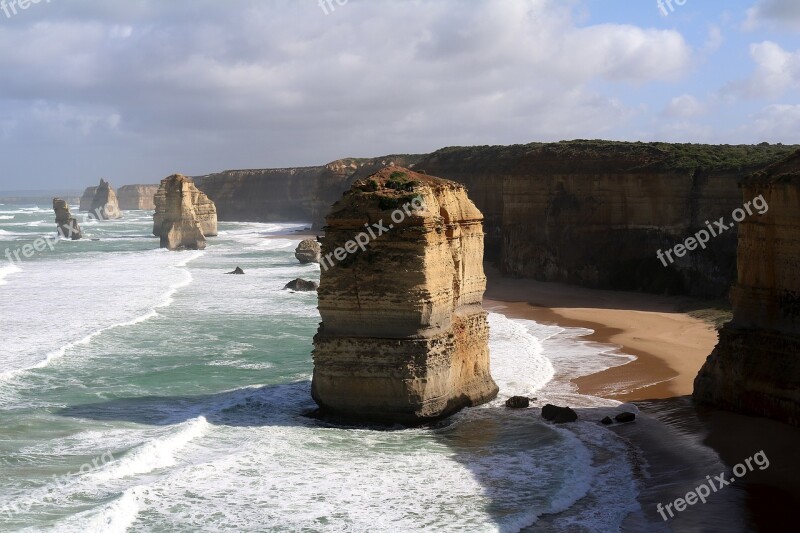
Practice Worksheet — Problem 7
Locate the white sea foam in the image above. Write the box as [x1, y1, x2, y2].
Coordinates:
[0, 262, 21, 286]
[0, 215, 14, 220]
[50, 487, 143, 533]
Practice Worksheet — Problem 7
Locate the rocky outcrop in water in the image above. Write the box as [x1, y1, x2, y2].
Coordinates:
[79, 187, 97, 211]
[312, 167, 499, 423]
[88, 179, 122, 220]
[152, 174, 218, 251]
[118, 185, 159, 210]
[294, 239, 321, 264]
[694, 150, 800, 425]
[52, 198, 82, 240]
[285, 278, 318, 291]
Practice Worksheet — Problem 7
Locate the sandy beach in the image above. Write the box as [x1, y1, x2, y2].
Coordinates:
[484, 266, 800, 529]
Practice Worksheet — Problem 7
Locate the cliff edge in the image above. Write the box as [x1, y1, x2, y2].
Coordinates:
[694, 150, 800, 425]
[312, 167, 499, 423]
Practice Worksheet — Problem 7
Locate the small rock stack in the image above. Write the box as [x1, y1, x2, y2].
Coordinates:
[53, 198, 82, 240]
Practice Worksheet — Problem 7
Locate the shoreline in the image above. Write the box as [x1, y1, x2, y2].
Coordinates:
[483, 267, 800, 529]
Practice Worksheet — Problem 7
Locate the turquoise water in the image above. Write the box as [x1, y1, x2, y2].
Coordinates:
[0, 203, 645, 532]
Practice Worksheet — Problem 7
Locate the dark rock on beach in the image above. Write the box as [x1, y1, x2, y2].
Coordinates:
[284, 278, 318, 291]
[505, 396, 530, 409]
[614, 412, 636, 423]
[601, 416, 613, 425]
[295, 239, 321, 264]
[542, 404, 578, 423]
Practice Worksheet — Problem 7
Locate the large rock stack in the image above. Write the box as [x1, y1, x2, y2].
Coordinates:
[88, 179, 122, 220]
[694, 150, 800, 425]
[312, 167, 498, 423]
[79, 186, 98, 211]
[153, 174, 218, 251]
[52, 198, 82, 240]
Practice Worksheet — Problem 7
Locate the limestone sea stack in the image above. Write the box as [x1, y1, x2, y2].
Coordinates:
[79, 186, 97, 211]
[53, 198, 82, 240]
[312, 167, 499, 423]
[694, 150, 800, 425]
[88, 179, 122, 220]
[153, 174, 218, 251]
[118, 185, 160, 210]
[295, 239, 321, 264]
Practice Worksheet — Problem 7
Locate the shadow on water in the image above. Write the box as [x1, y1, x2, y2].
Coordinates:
[59, 387, 760, 532]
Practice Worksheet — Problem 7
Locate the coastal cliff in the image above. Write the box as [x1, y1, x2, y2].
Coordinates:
[694, 151, 800, 425]
[153, 174, 218, 250]
[193, 156, 422, 223]
[118, 185, 159, 210]
[312, 167, 498, 422]
[189, 142, 796, 297]
[89, 179, 122, 220]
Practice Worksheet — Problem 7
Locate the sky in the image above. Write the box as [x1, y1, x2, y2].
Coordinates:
[0, 0, 799, 190]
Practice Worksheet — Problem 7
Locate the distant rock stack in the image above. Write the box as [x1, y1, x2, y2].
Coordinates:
[295, 239, 321, 264]
[312, 167, 498, 423]
[79, 186, 98, 211]
[118, 185, 160, 210]
[694, 150, 800, 425]
[53, 198, 82, 240]
[153, 174, 218, 251]
[89, 179, 122, 220]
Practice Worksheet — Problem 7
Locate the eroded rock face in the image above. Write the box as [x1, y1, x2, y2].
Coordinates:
[295, 239, 321, 264]
[694, 150, 800, 425]
[79, 187, 97, 211]
[53, 198, 82, 240]
[153, 174, 218, 251]
[118, 185, 160, 210]
[88, 180, 122, 220]
[312, 167, 498, 423]
[285, 278, 318, 291]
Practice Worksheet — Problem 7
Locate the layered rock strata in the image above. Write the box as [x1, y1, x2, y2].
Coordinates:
[694, 150, 800, 425]
[118, 185, 160, 210]
[295, 239, 321, 264]
[88, 179, 122, 220]
[52, 198, 82, 240]
[312, 167, 499, 423]
[152, 174, 218, 251]
[79, 187, 97, 211]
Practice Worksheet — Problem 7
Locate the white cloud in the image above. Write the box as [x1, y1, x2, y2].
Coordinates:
[663, 95, 707, 118]
[750, 104, 800, 142]
[723, 41, 800, 99]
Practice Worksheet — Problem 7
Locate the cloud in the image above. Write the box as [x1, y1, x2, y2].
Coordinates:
[723, 41, 800, 99]
[0, 0, 696, 188]
[663, 95, 707, 118]
[749, 104, 800, 142]
[745, 0, 800, 30]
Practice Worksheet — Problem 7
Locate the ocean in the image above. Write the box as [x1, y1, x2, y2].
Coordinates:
[0, 203, 664, 532]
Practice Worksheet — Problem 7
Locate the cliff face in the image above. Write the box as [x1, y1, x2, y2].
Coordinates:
[79, 187, 97, 211]
[416, 142, 796, 297]
[694, 151, 800, 425]
[193, 155, 423, 225]
[312, 167, 498, 423]
[153, 174, 218, 250]
[89, 179, 122, 220]
[52, 198, 81, 240]
[118, 185, 159, 210]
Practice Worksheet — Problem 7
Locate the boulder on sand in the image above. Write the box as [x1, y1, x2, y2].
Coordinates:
[541, 404, 578, 423]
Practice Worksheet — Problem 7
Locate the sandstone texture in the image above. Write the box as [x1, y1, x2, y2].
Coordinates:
[694, 150, 800, 425]
[295, 239, 321, 264]
[88, 179, 122, 220]
[189, 142, 797, 297]
[79, 187, 97, 211]
[312, 167, 498, 423]
[153, 174, 218, 251]
[53, 198, 82, 240]
[118, 185, 160, 210]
